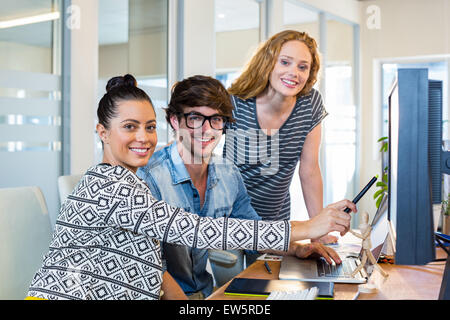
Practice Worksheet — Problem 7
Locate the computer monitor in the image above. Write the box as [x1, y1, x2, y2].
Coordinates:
[387, 68, 450, 299]
[387, 68, 436, 265]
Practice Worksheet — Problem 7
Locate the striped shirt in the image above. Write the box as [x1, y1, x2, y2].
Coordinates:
[224, 89, 327, 221]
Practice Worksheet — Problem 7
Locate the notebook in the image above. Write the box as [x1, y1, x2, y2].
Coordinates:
[224, 278, 334, 299]
[279, 195, 390, 284]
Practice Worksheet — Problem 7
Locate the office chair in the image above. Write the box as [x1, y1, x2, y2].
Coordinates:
[0, 186, 52, 299]
[209, 249, 245, 287]
[57, 174, 83, 204]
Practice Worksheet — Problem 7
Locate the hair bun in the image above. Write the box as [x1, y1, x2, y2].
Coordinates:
[106, 74, 137, 92]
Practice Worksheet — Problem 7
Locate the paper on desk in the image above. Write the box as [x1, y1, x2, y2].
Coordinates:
[325, 231, 362, 256]
[257, 253, 283, 261]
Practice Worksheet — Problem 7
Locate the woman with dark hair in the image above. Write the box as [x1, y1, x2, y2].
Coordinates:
[225, 30, 335, 245]
[26, 74, 355, 300]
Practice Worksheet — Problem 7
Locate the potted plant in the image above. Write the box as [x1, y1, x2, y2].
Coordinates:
[374, 137, 388, 209]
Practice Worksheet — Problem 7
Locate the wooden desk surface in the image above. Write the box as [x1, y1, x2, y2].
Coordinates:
[207, 248, 447, 300]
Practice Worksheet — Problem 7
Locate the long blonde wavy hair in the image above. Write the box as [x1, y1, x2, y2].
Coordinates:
[228, 30, 320, 100]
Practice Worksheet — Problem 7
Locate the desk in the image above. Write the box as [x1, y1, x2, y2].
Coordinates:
[207, 248, 447, 300]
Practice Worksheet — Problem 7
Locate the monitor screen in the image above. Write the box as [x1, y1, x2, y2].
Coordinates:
[388, 81, 398, 238]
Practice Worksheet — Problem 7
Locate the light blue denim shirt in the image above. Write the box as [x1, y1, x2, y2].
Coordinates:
[137, 142, 261, 297]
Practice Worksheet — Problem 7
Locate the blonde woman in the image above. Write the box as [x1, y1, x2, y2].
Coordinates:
[224, 30, 335, 245]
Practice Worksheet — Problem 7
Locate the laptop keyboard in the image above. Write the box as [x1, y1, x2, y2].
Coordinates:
[316, 259, 356, 278]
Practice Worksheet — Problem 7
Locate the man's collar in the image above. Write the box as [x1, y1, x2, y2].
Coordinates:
[168, 141, 191, 184]
[168, 141, 218, 188]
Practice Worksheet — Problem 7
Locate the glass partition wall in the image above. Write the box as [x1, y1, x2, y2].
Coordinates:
[97, 0, 169, 163]
[0, 0, 63, 227]
[215, 0, 261, 88]
[214, 0, 261, 156]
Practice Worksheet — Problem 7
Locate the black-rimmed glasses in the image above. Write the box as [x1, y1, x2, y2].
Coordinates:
[182, 112, 228, 130]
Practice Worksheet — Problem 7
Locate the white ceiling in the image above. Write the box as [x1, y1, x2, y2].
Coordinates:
[284, 0, 318, 25]
[0, 0, 319, 48]
[0, 0, 55, 47]
[0, 0, 53, 19]
[215, 0, 260, 32]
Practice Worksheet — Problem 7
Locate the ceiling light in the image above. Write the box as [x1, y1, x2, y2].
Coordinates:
[217, 13, 225, 19]
[0, 12, 60, 29]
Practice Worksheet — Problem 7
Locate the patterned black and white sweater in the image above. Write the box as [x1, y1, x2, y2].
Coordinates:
[27, 164, 291, 300]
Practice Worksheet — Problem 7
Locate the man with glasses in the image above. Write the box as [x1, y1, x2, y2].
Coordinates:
[137, 75, 345, 299]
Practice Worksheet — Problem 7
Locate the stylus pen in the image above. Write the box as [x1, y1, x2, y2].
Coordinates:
[352, 290, 360, 300]
[344, 176, 378, 213]
[264, 261, 272, 274]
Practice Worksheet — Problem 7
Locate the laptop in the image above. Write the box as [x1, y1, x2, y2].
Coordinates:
[279, 195, 389, 284]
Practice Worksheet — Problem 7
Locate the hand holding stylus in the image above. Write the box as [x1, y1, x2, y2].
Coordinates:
[289, 176, 380, 243]
[343, 176, 378, 213]
[295, 199, 357, 240]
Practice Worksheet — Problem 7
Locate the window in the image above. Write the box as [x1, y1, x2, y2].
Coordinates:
[322, 16, 358, 204]
[382, 60, 448, 140]
[214, 0, 261, 155]
[323, 64, 356, 202]
[215, 0, 260, 80]
[97, 0, 169, 162]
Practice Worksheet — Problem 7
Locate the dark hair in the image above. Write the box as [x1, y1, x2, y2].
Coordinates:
[165, 75, 235, 129]
[97, 74, 154, 129]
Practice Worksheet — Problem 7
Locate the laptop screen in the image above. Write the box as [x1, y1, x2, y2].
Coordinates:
[363, 193, 389, 267]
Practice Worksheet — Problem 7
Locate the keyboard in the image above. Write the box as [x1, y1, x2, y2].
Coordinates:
[266, 287, 318, 300]
[316, 258, 356, 278]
